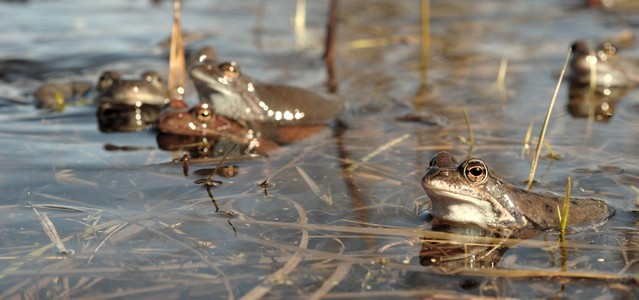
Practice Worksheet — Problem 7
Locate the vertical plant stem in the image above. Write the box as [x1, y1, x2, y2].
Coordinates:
[497, 57, 508, 101]
[420, 0, 430, 85]
[324, 0, 339, 94]
[559, 176, 571, 232]
[294, 0, 306, 50]
[462, 107, 474, 156]
[586, 53, 597, 135]
[168, 0, 186, 101]
[526, 47, 572, 190]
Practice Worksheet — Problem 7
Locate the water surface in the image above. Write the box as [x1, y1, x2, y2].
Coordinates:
[1, 0, 638, 298]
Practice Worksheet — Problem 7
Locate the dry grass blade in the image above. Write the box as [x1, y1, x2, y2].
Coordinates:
[526, 47, 572, 190]
[496, 57, 508, 101]
[31, 205, 73, 255]
[309, 263, 352, 300]
[420, 0, 430, 85]
[461, 107, 474, 156]
[296, 166, 332, 205]
[521, 120, 534, 159]
[55, 169, 99, 188]
[345, 133, 410, 172]
[87, 222, 128, 265]
[168, 0, 186, 101]
[140, 223, 235, 299]
[239, 195, 309, 300]
[294, 0, 306, 50]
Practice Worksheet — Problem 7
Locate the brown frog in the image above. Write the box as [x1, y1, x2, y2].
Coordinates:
[34, 81, 93, 109]
[189, 61, 343, 125]
[96, 70, 169, 106]
[421, 152, 613, 231]
[570, 40, 639, 87]
[156, 102, 326, 153]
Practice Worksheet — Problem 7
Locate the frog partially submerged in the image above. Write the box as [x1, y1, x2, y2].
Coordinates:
[570, 40, 639, 88]
[96, 70, 169, 106]
[156, 102, 326, 153]
[421, 152, 613, 231]
[189, 61, 343, 125]
[34, 80, 93, 109]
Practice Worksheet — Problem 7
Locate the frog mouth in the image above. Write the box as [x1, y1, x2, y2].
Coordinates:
[425, 188, 483, 206]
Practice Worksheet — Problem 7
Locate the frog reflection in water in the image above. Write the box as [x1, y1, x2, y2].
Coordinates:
[96, 70, 169, 106]
[156, 102, 326, 152]
[570, 40, 639, 88]
[421, 152, 613, 231]
[189, 61, 343, 125]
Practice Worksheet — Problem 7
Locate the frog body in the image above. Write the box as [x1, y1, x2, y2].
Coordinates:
[189, 61, 343, 125]
[421, 152, 613, 231]
[96, 71, 169, 106]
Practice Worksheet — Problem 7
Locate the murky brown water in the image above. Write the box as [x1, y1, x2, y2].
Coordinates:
[1, 0, 638, 298]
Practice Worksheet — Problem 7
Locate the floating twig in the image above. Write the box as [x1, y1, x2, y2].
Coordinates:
[526, 47, 572, 190]
[194, 144, 238, 212]
[296, 166, 332, 205]
[345, 133, 410, 173]
[222, 210, 237, 237]
[31, 204, 73, 255]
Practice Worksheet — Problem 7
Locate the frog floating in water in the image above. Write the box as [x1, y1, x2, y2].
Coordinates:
[96, 70, 169, 106]
[156, 102, 326, 153]
[570, 40, 639, 88]
[421, 152, 613, 231]
[189, 61, 343, 125]
[34, 80, 93, 109]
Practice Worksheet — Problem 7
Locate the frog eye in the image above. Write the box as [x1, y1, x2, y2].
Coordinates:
[196, 107, 212, 122]
[142, 71, 162, 83]
[463, 159, 487, 183]
[218, 62, 240, 79]
[428, 156, 437, 167]
[191, 103, 213, 122]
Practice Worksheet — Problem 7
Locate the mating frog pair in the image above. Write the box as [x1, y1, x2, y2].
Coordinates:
[157, 60, 343, 150]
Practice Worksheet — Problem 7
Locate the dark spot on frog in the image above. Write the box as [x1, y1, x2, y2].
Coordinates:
[545, 204, 553, 214]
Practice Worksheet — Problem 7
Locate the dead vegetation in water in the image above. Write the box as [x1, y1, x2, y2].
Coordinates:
[2, 0, 639, 299]
[1, 183, 637, 299]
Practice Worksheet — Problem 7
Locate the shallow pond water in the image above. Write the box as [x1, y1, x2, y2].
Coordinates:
[1, 0, 639, 298]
